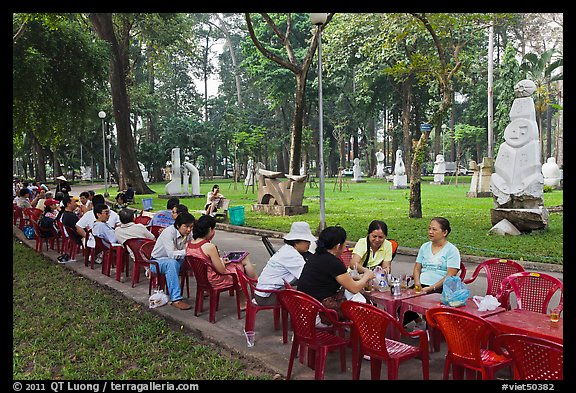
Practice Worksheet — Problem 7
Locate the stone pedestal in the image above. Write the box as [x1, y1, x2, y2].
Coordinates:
[467, 157, 493, 198]
[391, 175, 408, 189]
[490, 207, 549, 232]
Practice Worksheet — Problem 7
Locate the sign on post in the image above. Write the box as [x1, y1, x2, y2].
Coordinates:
[420, 123, 433, 132]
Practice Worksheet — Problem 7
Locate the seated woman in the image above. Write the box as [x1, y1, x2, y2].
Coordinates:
[113, 192, 128, 212]
[297, 226, 375, 322]
[205, 184, 224, 217]
[186, 214, 257, 308]
[404, 217, 461, 331]
[124, 183, 135, 203]
[254, 221, 317, 306]
[349, 220, 393, 274]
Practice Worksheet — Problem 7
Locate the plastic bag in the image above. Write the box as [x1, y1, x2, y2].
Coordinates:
[440, 276, 470, 307]
[149, 289, 169, 309]
[23, 225, 35, 240]
[473, 295, 501, 311]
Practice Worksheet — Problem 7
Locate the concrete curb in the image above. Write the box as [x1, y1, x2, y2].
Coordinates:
[215, 223, 563, 274]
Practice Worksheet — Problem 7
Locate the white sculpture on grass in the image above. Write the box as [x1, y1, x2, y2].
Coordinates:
[489, 79, 548, 232]
[542, 157, 561, 187]
[375, 149, 385, 178]
[245, 157, 255, 186]
[165, 148, 200, 196]
[352, 158, 363, 181]
[433, 154, 446, 184]
[392, 149, 407, 188]
[138, 162, 149, 183]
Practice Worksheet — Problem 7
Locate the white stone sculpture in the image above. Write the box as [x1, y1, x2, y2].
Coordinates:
[80, 166, 92, 181]
[467, 157, 493, 198]
[433, 154, 446, 184]
[352, 158, 362, 181]
[491, 79, 543, 207]
[542, 157, 561, 187]
[489, 79, 548, 232]
[245, 157, 255, 186]
[182, 156, 200, 196]
[165, 149, 182, 195]
[375, 150, 385, 178]
[392, 149, 408, 188]
[138, 162, 149, 183]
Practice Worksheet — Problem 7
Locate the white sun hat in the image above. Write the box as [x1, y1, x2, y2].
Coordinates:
[283, 222, 317, 243]
[56, 175, 67, 181]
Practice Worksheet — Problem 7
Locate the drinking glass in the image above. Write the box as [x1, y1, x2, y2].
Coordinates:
[550, 307, 560, 323]
[414, 285, 422, 294]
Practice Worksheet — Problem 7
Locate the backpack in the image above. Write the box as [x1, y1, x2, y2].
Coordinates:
[39, 215, 55, 229]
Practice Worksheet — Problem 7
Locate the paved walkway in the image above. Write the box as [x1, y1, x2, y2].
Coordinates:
[13, 184, 562, 380]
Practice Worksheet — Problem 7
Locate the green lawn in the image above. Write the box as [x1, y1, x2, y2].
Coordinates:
[100, 176, 563, 265]
[12, 240, 273, 380]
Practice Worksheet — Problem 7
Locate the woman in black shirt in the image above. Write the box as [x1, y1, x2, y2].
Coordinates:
[297, 226, 375, 320]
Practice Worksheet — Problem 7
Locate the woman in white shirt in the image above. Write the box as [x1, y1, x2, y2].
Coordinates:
[254, 222, 317, 306]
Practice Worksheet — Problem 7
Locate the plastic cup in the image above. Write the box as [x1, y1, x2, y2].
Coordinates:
[414, 285, 421, 294]
[244, 330, 255, 347]
[550, 308, 560, 323]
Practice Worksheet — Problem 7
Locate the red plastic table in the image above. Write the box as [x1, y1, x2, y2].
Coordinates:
[399, 293, 506, 352]
[484, 309, 563, 344]
[363, 287, 422, 339]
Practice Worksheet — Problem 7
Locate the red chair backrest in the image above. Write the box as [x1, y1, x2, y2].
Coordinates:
[185, 255, 212, 289]
[124, 238, 155, 264]
[341, 300, 399, 355]
[426, 307, 505, 368]
[277, 289, 338, 345]
[134, 212, 152, 225]
[139, 241, 155, 261]
[148, 225, 163, 238]
[464, 258, 525, 297]
[25, 207, 43, 221]
[497, 271, 563, 314]
[234, 265, 256, 300]
[493, 333, 563, 380]
[339, 249, 354, 268]
[389, 239, 399, 260]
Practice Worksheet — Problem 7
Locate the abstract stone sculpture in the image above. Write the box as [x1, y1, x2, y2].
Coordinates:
[432, 154, 446, 184]
[252, 169, 308, 216]
[376, 150, 385, 178]
[542, 157, 561, 188]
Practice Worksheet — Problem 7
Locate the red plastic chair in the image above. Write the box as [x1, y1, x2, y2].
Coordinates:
[24, 207, 43, 221]
[497, 271, 563, 314]
[138, 240, 168, 295]
[134, 210, 152, 225]
[493, 334, 563, 380]
[148, 225, 163, 238]
[186, 255, 241, 323]
[277, 289, 351, 380]
[341, 300, 429, 380]
[426, 307, 512, 380]
[61, 223, 84, 261]
[89, 234, 110, 271]
[30, 217, 60, 254]
[124, 238, 153, 287]
[234, 266, 288, 344]
[13, 205, 28, 230]
[124, 238, 163, 294]
[54, 220, 70, 256]
[94, 235, 128, 281]
[463, 258, 525, 297]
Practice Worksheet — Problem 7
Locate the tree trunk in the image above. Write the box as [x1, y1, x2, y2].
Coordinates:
[402, 77, 412, 178]
[289, 73, 306, 175]
[89, 13, 153, 195]
[409, 132, 429, 218]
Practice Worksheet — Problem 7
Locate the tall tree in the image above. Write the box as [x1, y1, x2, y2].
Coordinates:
[88, 13, 153, 194]
[245, 13, 333, 175]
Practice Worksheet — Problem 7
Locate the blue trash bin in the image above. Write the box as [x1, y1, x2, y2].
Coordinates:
[142, 198, 153, 211]
[228, 206, 245, 226]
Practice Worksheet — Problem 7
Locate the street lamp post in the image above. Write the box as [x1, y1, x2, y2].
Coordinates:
[107, 133, 112, 185]
[310, 13, 328, 233]
[98, 111, 109, 197]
